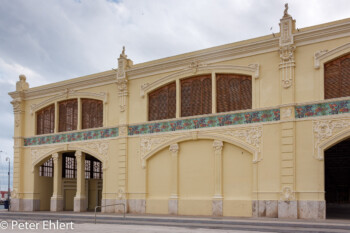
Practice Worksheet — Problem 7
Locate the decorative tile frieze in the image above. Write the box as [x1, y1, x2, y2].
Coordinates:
[295, 100, 350, 119]
[129, 109, 280, 136]
[24, 128, 118, 146]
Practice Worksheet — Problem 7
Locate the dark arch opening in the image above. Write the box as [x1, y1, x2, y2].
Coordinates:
[325, 138, 350, 219]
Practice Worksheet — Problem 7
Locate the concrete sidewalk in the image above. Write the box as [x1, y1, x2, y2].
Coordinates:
[0, 211, 350, 232]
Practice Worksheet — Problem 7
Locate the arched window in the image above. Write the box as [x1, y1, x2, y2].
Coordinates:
[39, 158, 53, 177]
[36, 104, 55, 135]
[181, 75, 212, 117]
[82, 99, 103, 129]
[325, 53, 350, 99]
[148, 82, 176, 121]
[216, 73, 252, 113]
[59, 99, 78, 132]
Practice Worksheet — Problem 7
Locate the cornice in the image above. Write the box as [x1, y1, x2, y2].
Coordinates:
[294, 20, 350, 46]
[127, 38, 278, 80]
[7, 19, 350, 101]
[9, 72, 116, 101]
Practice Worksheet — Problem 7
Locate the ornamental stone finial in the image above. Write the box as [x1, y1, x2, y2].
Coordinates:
[283, 3, 290, 18]
[120, 46, 127, 59]
[16, 74, 29, 91]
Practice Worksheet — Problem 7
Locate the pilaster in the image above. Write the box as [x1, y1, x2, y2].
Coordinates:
[10, 75, 29, 211]
[116, 47, 133, 213]
[212, 140, 223, 216]
[277, 4, 297, 219]
[74, 150, 86, 212]
[51, 153, 63, 211]
[168, 143, 179, 215]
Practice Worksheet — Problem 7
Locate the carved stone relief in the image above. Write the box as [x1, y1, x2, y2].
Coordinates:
[11, 99, 23, 113]
[140, 135, 183, 168]
[213, 140, 223, 153]
[169, 143, 179, 154]
[281, 186, 295, 201]
[30, 141, 110, 171]
[281, 106, 294, 121]
[139, 125, 263, 168]
[313, 119, 350, 160]
[225, 126, 263, 162]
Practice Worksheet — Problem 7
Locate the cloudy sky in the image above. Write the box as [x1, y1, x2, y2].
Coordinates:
[0, 0, 349, 190]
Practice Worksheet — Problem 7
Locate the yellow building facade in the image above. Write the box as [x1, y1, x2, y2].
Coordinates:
[8, 8, 350, 219]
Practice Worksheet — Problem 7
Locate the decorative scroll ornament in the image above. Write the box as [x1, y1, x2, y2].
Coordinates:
[169, 143, 179, 154]
[119, 126, 128, 137]
[212, 140, 223, 153]
[281, 106, 294, 120]
[11, 99, 23, 113]
[117, 187, 126, 199]
[279, 45, 296, 89]
[116, 79, 128, 112]
[225, 126, 263, 163]
[281, 186, 295, 201]
[15, 116, 20, 127]
[31, 146, 64, 172]
[314, 50, 328, 69]
[248, 63, 260, 79]
[313, 119, 350, 160]
[140, 136, 173, 168]
[189, 60, 206, 74]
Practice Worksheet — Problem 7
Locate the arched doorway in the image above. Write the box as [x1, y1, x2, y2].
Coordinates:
[36, 151, 103, 211]
[325, 138, 350, 219]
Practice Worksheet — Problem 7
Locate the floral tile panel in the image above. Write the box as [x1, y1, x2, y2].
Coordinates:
[295, 100, 350, 119]
[24, 127, 119, 146]
[128, 109, 280, 136]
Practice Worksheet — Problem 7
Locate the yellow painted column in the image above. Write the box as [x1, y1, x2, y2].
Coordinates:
[211, 72, 216, 114]
[74, 150, 86, 212]
[168, 143, 179, 215]
[176, 79, 181, 118]
[10, 75, 29, 211]
[51, 153, 63, 211]
[77, 98, 82, 130]
[212, 140, 223, 216]
[54, 102, 59, 133]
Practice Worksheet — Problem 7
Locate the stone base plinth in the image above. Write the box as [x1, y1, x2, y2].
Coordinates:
[278, 201, 297, 219]
[128, 199, 146, 214]
[101, 199, 115, 213]
[74, 197, 87, 212]
[168, 199, 178, 215]
[253, 200, 278, 218]
[115, 199, 127, 214]
[22, 199, 40, 211]
[212, 199, 223, 216]
[298, 201, 325, 219]
[50, 197, 63, 212]
[10, 198, 20, 211]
